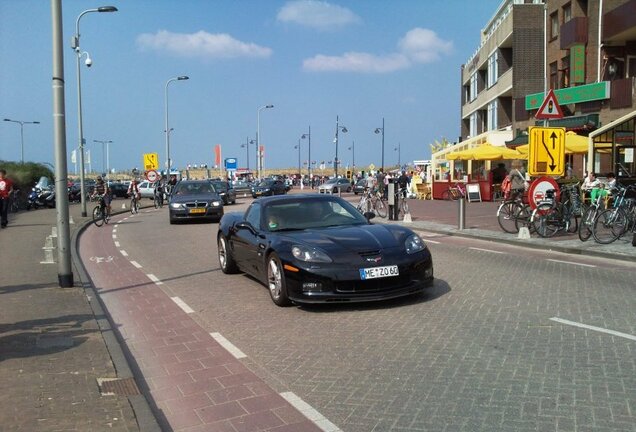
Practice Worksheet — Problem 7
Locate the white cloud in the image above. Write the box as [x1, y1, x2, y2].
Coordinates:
[303, 52, 409, 73]
[136, 30, 272, 59]
[277, 0, 361, 30]
[398, 28, 453, 63]
[302, 27, 452, 73]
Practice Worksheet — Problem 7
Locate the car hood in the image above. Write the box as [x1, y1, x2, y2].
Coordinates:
[170, 193, 221, 203]
[280, 224, 406, 253]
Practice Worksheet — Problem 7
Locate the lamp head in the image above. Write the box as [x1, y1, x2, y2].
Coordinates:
[97, 6, 118, 12]
[85, 54, 93, 67]
[266, 104, 274, 109]
[177, 76, 189, 80]
[341, 127, 348, 133]
[374, 128, 381, 134]
[301, 134, 307, 139]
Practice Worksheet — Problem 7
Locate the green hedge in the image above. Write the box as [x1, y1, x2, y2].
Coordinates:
[0, 161, 54, 197]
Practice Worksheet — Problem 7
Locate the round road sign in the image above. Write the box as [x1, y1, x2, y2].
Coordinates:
[527, 176, 560, 209]
[146, 170, 159, 182]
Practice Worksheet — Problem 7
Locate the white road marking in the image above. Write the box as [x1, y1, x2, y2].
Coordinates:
[112, 234, 117, 239]
[425, 239, 441, 244]
[130, 261, 142, 268]
[280, 392, 342, 432]
[469, 247, 504, 254]
[171, 296, 193, 313]
[210, 333, 246, 359]
[148, 274, 163, 285]
[114, 241, 120, 247]
[120, 250, 128, 257]
[114, 224, 119, 228]
[546, 259, 596, 268]
[550, 317, 636, 342]
[112, 229, 117, 233]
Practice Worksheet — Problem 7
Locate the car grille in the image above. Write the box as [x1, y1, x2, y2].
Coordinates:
[185, 202, 207, 208]
[334, 274, 411, 293]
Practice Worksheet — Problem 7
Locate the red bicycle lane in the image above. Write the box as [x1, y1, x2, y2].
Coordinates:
[79, 214, 324, 432]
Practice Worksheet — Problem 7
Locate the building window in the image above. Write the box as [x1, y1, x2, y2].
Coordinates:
[561, 56, 570, 88]
[487, 100, 498, 131]
[469, 112, 478, 137]
[550, 12, 559, 39]
[550, 61, 558, 89]
[487, 51, 498, 88]
[470, 73, 478, 101]
[627, 56, 636, 78]
[563, 3, 571, 23]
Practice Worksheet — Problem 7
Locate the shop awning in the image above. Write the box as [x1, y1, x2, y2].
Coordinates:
[535, 113, 600, 131]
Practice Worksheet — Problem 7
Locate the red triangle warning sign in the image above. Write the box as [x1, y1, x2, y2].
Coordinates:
[535, 89, 564, 119]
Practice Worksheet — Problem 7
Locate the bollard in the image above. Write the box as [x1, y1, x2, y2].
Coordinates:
[458, 196, 466, 230]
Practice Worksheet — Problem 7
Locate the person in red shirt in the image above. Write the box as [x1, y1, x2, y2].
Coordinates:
[0, 169, 15, 228]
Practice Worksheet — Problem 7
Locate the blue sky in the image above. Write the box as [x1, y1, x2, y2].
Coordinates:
[1, 0, 502, 175]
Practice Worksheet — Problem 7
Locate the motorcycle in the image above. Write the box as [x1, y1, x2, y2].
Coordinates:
[26, 177, 56, 210]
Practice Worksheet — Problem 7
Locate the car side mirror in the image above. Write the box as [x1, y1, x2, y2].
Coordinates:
[235, 221, 257, 234]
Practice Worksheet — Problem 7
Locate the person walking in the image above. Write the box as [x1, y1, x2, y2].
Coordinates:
[507, 160, 526, 200]
[0, 169, 15, 229]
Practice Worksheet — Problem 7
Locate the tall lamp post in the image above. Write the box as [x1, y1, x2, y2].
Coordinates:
[257, 104, 274, 180]
[334, 116, 347, 177]
[240, 137, 255, 173]
[73, 5, 118, 217]
[3, 118, 40, 163]
[294, 139, 301, 177]
[93, 139, 112, 177]
[165, 76, 189, 181]
[395, 142, 401, 168]
[301, 126, 311, 180]
[348, 140, 355, 174]
[374, 117, 385, 172]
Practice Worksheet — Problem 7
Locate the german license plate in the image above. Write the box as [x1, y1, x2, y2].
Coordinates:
[189, 208, 205, 214]
[359, 265, 399, 280]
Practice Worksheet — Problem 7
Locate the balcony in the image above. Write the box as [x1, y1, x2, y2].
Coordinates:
[560, 17, 587, 49]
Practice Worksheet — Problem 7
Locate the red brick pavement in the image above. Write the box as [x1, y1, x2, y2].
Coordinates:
[80, 214, 322, 432]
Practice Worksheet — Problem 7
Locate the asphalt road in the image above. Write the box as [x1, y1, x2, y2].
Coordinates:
[83, 195, 636, 432]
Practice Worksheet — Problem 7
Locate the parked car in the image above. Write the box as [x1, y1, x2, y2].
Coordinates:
[138, 181, 158, 199]
[251, 179, 287, 198]
[211, 180, 237, 205]
[109, 182, 128, 198]
[168, 180, 223, 224]
[232, 180, 253, 196]
[353, 178, 367, 195]
[318, 178, 352, 194]
[217, 194, 434, 306]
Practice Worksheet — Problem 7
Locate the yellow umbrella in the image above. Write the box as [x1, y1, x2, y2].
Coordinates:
[470, 144, 524, 160]
[516, 132, 590, 155]
[445, 148, 475, 160]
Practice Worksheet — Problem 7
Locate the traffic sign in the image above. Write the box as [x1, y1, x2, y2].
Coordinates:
[528, 126, 566, 176]
[145, 169, 159, 182]
[535, 89, 564, 119]
[527, 176, 560, 209]
[143, 153, 159, 171]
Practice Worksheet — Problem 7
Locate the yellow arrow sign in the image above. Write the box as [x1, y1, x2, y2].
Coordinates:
[528, 127, 565, 176]
[143, 153, 159, 171]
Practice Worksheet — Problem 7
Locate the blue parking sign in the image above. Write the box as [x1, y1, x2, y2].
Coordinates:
[225, 158, 237, 170]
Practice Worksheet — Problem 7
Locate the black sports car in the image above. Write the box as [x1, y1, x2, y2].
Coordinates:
[169, 180, 223, 224]
[217, 194, 433, 306]
[251, 179, 287, 198]
[211, 180, 237, 205]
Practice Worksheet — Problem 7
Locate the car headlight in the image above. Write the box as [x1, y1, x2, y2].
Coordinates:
[211, 201, 221, 207]
[405, 234, 426, 254]
[170, 203, 184, 209]
[292, 245, 332, 263]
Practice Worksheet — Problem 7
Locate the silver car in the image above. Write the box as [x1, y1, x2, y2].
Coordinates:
[318, 178, 352, 194]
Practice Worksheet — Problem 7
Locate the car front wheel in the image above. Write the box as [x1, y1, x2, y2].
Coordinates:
[267, 253, 291, 306]
[218, 235, 238, 274]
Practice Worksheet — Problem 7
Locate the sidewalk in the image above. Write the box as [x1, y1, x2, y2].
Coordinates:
[0, 200, 158, 432]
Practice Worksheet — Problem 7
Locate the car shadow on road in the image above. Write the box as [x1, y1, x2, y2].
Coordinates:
[299, 279, 451, 313]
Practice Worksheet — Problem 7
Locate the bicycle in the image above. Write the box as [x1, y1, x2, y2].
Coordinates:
[496, 193, 533, 234]
[130, 193, 139, 214]
[9, 189, 21, 213]
[153, 187, 164, 209]
[92, 195, 110, 227]
[578, 187, 607, 242]
[396, 187, 410, 219]
[356, 188, 387, 218]
[441, 182, 466, 201]
[531, 183, 582, 238]
[591, 183, 636, 244]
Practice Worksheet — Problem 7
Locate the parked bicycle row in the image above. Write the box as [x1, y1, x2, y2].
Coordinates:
[496, 181, 636, 246]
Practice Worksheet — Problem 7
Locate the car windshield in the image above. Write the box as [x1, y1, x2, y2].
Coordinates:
[173, 182, 216, 195]
[213, 182, 228, 192]
[263, 198, 367, 232]
[257, 180, 274, 187]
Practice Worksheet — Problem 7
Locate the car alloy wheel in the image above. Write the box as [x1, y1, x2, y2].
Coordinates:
[267, 253, 291, 306]
[217, 235, 238, 274]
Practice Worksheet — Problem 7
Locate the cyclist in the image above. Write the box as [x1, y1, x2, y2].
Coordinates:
[506, 159, 527, 200]
[127, 178, 141, 202]
[153, 181, 164, 207]
[397, 171, 410, 198]
[92, 176, 112, 217]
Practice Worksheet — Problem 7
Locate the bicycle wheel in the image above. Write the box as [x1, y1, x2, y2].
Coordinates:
[401, 199, 409, 217]
[374, 198, 387, 218]
[92, 205, 104, 227]
[532, 203, 560, 238]
[514, 204, 534, 233]
[592, 208, 628, 244]
[130, 198, 138, 214]
[154, 195, 159, 209]
[497, 202, 518, 233]
[578, 205, 596, 242]
[441, 189, 452, 201]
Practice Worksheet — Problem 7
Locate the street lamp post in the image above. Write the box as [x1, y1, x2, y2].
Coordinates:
[93, 139, 112, 177]
[294, 139, 301, 177]
[165, 76, 189, 181]
[257, 104, 274, 180]
[334, 116, 347, 177]
[374, 117, 385, 171]
[301, 126, 311, 180]
[3, 118, 40, 163]
[395, 142, 401, 168]
[348, 140, 355, 173]
[240, 137, 255, 173]
[72, 5, 118, 217]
